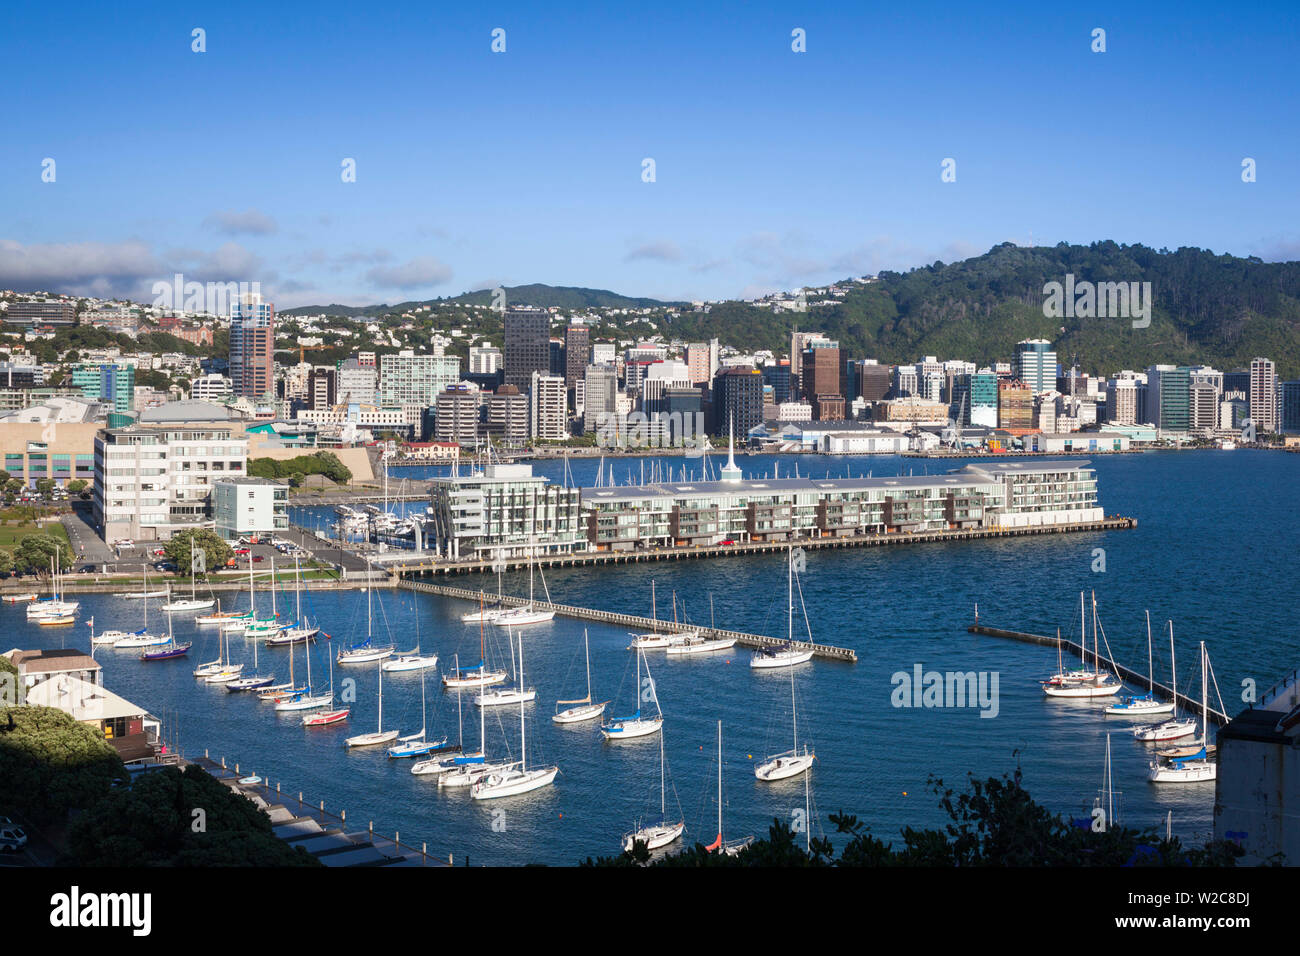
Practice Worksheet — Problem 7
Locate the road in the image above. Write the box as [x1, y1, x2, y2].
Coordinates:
[59, 503, 116, 567]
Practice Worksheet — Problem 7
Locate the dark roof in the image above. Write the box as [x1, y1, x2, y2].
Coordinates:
[9, 649, 101, 673]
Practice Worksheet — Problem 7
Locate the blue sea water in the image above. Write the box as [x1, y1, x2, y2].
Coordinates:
[16, 450, 1298, 864]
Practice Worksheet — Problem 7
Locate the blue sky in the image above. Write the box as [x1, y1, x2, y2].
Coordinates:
[2, 0, 1298, 308]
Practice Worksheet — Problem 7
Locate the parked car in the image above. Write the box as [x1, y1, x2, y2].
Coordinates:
[0, 826, 27, 853]
[251, 555, 265, 563]
[234, 548, 250, 555]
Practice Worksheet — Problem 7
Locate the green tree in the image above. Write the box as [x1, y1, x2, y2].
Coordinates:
[13, 533, 71, 574]
[163, 528, 233, 578]
[65, 479, 88, 495]
[0, 706, 128, 826]
[34, 478, 55, 498]
[583, 769, 1243, 868]
[0, 549, 14, 575]
[64, 765, 321, 867]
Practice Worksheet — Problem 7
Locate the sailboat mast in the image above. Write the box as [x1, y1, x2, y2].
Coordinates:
[659, 729, 666, 819]
[717, 720, 723, 843]
[1079, 591, 1085, 667]
[583, 629, 591, 701]
[1169, 622, 1177, 718]
[1146, 610, 1153, 693]
[1091, 590, 1099, 671]
[518, 632, 526, 772]
[377, 659, 383, 733]
[1200, 640, 1208, 744]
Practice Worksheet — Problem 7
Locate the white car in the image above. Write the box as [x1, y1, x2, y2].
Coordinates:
[0, 825, 27, 853]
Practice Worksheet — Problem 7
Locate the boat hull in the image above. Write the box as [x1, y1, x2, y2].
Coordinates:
[623, 821, 685, 852]
[303, 709, 350, 726]
[601, 716, 663, 740]
[755, 751, 815, 782]
[140, 644, 192, 661]
[382, 655, 439, 672]
[471, 765, 558, 799]
[553, 702, 608, 724]
[1149, 761, 1216, 782]
[345, 729, 400, 748]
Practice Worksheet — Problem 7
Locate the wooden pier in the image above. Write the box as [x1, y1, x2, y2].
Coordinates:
[968, 624, 1229, 726]
[399, 579, 858, 663]
[387, 516, 1136, 578]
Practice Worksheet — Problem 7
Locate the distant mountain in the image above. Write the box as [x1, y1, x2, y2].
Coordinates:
[657, 242, 1300, 377]
[281, 284, 682, 317]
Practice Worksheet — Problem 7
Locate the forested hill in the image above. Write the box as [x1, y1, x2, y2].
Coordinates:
[662, 242, 1300, 377]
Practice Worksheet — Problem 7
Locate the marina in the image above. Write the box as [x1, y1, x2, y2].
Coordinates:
[3, 450, 1292, 864]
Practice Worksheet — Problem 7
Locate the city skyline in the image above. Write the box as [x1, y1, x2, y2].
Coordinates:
[4, 1, 1300, 308]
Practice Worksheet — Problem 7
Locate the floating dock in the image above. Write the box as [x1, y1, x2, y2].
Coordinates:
[968, 623, 1229, 726]
[399, 579, 858, 663]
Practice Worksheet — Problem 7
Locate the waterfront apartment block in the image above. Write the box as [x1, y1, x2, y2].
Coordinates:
[427, 463, 583, 560]
[577, 459, 1102, 550]
[213, 476, 289, 541]
[93, 413, 248, 542]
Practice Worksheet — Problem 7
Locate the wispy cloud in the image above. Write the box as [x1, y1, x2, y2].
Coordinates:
[625, 240, 684, 263]
[203, 208, 278, 236]
[365, 256, 454, 290]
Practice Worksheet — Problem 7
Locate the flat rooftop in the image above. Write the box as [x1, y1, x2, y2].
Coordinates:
[580, 460, 1094, 502]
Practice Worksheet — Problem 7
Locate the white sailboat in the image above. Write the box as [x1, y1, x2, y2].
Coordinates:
[1107, 613, 1177, 717]
[475, 628, 537, 707]
[387, 669, 450, 757]
[1041, 592, 1098, 687]
[706, 720, 751, 856]
[1148, 641, 1217, 783]
[1133, 623, 1198, 741]
[274, 623, 333, 712]
[111, 579, 168, 647]
[161, 538, 217, 612]
[123, 562, 168, 600]
[27, 556, 79, 619]
[384, 592, 437, 672]
[439, 659, 514, 787]
[492, 539, 555, 626]
[194, 621, 244, 682]
[755, 548, 816, 781]
[413, 654, 471, 775]
[337, 558, 395, 663]
[345, 659, 399, 748]
[225, 633, 276, 692]
[471, 632, 558, 799]
[601, 645, 664, 740]
[1042, 590, 1121, 698]
[628, 581, 693, 649]
[622, 730, 684, 851]
[553, 629, 609, 724]
[443, 597, 508, 688]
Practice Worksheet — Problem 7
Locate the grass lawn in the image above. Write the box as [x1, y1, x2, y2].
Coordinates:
[0, 518, 72, 552]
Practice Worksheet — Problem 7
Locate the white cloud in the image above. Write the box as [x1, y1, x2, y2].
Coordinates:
[204, 208, 278, 236]
[365, 256, 454, 290]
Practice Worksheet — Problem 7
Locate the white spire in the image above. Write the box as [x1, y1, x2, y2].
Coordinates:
[720, 411, 742, 482]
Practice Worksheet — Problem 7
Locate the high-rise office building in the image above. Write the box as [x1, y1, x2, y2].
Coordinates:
[229, 294, 274, 400]
[1146, 365, 1192, 432]
[71, 363, 135, 413]
[378, 351, 460, 406]
[336, 358, 377, 405]
[530, 371, 567, 441]
[307, 367, 336, 410]
[564, 324, 590, 388]
[583, 364, 619, 434]
[1015, 339, 1057, 395]
[686, 343, 713, 385]
[800, 341, 841, 408]
[762, 361, 793, 405]
[714, 366, 765, 435]
[503, 309, 551, 391]
[1280, 381, 1300, 433]
[997, 381, 1034, 431]
[486, 385, 529, 446]
[1250, 357, 1278, 432]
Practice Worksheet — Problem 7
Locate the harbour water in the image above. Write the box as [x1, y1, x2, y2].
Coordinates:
[14, 450, 1297, 864]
